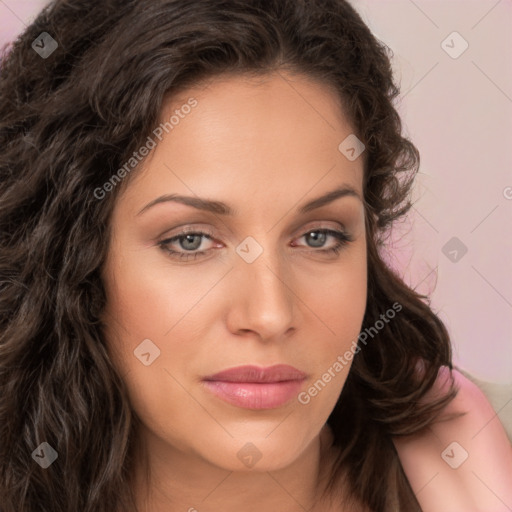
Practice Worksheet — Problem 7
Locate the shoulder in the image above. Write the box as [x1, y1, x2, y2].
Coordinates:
[392, 366, 512, 512]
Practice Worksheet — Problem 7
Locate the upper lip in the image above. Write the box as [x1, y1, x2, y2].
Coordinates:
[203, 364, 307, 383]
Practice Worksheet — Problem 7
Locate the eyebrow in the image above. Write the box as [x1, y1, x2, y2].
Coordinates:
[136, 184, 361, 217]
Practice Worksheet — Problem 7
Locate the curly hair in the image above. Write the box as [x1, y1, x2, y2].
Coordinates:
[0, 0, 461, 510]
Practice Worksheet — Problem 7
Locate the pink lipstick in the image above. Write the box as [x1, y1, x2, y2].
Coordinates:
[201, 364, 307, 410]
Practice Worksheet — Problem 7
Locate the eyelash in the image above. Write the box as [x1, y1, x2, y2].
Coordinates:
[157, 227, 354, 261]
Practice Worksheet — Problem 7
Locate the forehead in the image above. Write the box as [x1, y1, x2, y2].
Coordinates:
[161, 71, 350, 144]
[120, 71, 364, 212]
[166, 70, 345, 118]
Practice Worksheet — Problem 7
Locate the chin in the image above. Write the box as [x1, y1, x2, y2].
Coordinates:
[198, 433, 312, 473]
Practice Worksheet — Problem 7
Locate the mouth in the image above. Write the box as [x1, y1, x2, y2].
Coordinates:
[201, 364, 307, 410]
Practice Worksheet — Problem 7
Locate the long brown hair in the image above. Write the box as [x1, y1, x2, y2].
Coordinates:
[0, 0, 459, 510]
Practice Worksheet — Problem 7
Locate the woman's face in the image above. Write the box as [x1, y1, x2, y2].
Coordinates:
[101, 71, 367, 473]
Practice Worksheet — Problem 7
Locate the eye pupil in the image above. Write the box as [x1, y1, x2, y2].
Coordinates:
[307, 231, 326, 247]
[181, 234, 202, 250]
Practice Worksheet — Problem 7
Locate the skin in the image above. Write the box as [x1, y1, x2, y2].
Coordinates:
[393, 367, 512, 512]
[101, 71, 368, 512]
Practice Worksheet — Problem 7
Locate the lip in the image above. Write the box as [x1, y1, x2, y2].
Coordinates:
[202, 364, 307, 410]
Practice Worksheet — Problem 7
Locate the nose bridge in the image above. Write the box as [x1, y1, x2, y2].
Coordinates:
[231, 232, 296, 336]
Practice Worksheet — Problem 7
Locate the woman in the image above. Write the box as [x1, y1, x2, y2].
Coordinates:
[0, 0, 510, 511]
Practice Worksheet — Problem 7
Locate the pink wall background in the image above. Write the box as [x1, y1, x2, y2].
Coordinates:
[1, 0, 511, 382]
[0, 0, 49, 52]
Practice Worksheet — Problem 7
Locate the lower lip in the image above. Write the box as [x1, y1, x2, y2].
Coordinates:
[201, 379, 305, 410]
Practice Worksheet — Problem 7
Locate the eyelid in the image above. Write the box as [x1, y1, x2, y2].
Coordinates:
[157, 225, 215, 242]
[157, 220, 348, 244]
[296, 219, 347, 235]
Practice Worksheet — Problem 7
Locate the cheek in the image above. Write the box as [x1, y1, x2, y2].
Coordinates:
[304, 241, 367, 341]
[102, 250, 197, 345]
[298, 243, 367, 392]
[101, 258, 205, 444]
[100, 242, 180, 386]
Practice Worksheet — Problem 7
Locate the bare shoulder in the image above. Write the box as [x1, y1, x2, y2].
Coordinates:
[392, 367, 512, 512]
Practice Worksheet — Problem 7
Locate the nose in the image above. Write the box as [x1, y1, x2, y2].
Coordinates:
[226, 245, 297, 341]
